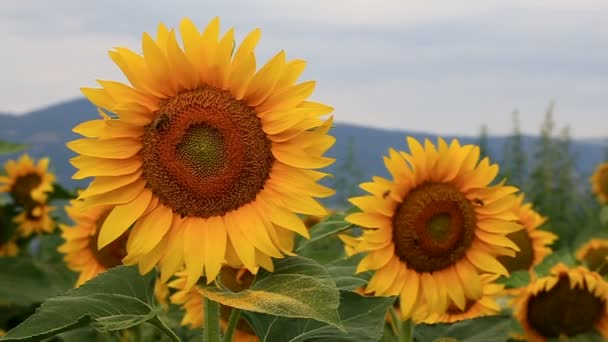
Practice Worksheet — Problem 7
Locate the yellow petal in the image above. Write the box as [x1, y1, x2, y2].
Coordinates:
[275, 59, 306, 91]
[356, 243, 394, 273]
[81, 88, 115, 109]
[399, 269, 420, 319]
[256, 81, 315, 114]
[67, 138, 142, 159]
[71, 156, 142, 179]
[466, 249, 508, 276]
[98, 189, 153, 249]
[203, 216, 227, 283]
[455, 260, 482, 299]
[78, 170, 143, 198]
[126, 204, 173, 257]
[80, 179, 146, 209]
[244, 50, 285, 106]
[224, 211, 256, 271]
[183, 218, 205, 289]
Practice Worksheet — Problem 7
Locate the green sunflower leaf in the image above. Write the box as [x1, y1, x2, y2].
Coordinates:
[198, 256, 343, 329]
[325, 254, 371, 290]
[0, 257, 76, 306]
[0, 266, 171, 342]
[414, 315, 512, 342]
[295, 213, 353, 264]
[48, 183, 76, 201]
[533, 248, 576, 277]
[0, 140, 27, 155]
[600, 206, 608, 226]
[244, 291, 394, 342]
[497, 270, 531, 288]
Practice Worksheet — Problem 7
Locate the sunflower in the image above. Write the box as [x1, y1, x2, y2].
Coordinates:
[513, 263, 608, 341]
[14, 203, 55, 237]
[591, 162, 608, 204]
[345, 137, 522, 319]
[67, 17, 334, 289]
[413, 274, 504, 323]
[58, 201, 128, 287]
[576, 239, 608, 275]
[169, 267, 259, 341]
[497, 194, 557, 273]
[0, 154, 55, 206]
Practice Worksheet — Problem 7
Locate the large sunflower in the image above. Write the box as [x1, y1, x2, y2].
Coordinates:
[345, 137, 522, 319]
[0, 154, 55, 206]
[414, 274, 504, 324]
[67, 17, 335, 288]
[169, 268, 258, 342]
[14, 203, 55, 237]
[58, 201, 128, 286]
[576, 239, 608, 275]
[591, 162, 608, 204]
[513, 263, 608, 341]
[497, 194, 557, 273]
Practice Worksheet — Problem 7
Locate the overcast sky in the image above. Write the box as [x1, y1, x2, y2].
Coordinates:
[1, 0, 607, 138]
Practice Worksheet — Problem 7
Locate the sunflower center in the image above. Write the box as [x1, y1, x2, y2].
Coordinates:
[89, 212, 128, 269]
[141, 86, 274, 218]
[393, 182, 476, 272]
[527, 276, 605, 338]
[497, 227, 534, 272]
[582, 246, 608, 276]
[25, 205, 42, 221]
[11, 173, 41, 207]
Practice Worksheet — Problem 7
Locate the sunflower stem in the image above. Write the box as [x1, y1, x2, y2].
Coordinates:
[400, 319, 414, 342]
[204, 297, 222, 342]
[149, 316, 181, 342]
[222, 308, 242, 342]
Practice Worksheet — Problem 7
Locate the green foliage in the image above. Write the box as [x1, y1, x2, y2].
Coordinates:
[198, 256, 342, 328]
[478, 124, 489, 159]
[0, 266, 164, 342]
[0, 141, 27, 155]
[414, 315, 512, 342]
[295, 213, 352, 264]
[497, 270, 531, 289]
[0, 257, 76, 307]
[331, 137, 363, 208]
[500, 110, 526, 188]
[244, 292, 394, 342]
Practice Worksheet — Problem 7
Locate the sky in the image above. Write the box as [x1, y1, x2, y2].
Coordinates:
[1, 0, 607, 138]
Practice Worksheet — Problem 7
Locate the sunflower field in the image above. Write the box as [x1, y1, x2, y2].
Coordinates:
[1, 17, 608, 342]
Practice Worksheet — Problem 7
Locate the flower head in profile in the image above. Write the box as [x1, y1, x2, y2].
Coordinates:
[513, 263, 608, 341]
[67, 17, 335, 288]
[576, 239, 608, 276]
[58, 201, 128, 286]
[345, 137, 522, 319]
[591, 162, 608, 204]
[497, 194, 557, 273]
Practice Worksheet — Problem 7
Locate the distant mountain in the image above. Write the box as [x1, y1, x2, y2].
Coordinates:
[1, 99, 605, 195]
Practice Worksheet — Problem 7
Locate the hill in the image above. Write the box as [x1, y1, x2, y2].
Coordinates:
[1, 99, 605, 200]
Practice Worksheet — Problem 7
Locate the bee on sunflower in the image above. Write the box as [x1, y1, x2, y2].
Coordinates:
[67, 17, 335, 289]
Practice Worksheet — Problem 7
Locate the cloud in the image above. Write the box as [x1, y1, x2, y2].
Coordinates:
[0, 0, 607, 138]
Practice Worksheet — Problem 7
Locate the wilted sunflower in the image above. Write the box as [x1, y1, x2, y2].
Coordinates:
[345, 137, 522, 319]
[513, 263, 608, 341]
[414, 274, 504, 324]
[14, 203, 55, 237]
[58, 201, 128, 286]
[67, 17, 335, 288]
[576, 239, 608, 275]
[169, 267, 258, 341]
[497, 194, 557, 273]
[591, 162, 608, 204]
[0, 154, 55, 206]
